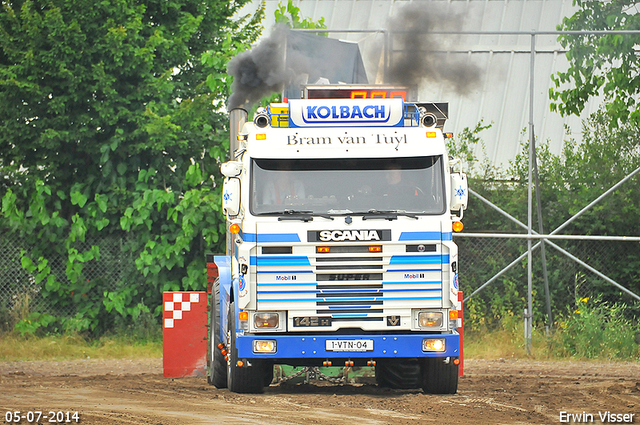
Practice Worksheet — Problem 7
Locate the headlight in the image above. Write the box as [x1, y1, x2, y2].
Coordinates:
[253, 340, 276, 353]
[418, 311, 443, 328]
[254, 312, 279, 328]
[423, 338, 446, 352]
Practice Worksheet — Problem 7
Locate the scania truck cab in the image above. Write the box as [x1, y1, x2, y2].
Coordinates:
[209, 85, 468, 394]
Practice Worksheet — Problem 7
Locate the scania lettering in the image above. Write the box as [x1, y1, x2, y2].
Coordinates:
[319, 230, 381, 242]
[174, 85, 469, 394]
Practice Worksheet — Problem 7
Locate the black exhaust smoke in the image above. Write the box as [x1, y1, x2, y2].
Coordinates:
[227, 26, 300, 111]
[226, 3, 482, 110]
[227, 27, 288, 110]
[385, 3, 482, 95]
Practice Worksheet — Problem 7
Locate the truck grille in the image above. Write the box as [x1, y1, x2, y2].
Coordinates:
[314, 254, 385, 320]
[255, 242, 445, 322]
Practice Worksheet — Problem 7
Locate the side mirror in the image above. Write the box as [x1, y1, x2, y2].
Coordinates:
[221, 161, 243, 177]
[450, 172, 468, 212]
[223, 178, 241, 217]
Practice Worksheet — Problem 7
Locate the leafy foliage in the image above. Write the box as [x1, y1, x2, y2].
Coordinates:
[274, 0, 326, 31]
[553, 296, 640, 360]
[0, 0, 263, 335]
[549, 0, 640, 127]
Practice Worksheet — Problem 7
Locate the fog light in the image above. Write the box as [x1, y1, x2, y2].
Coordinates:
[418, 312, 443, 328]
[254, 312, 279, 328]
[423, 338, 446, 352]
[253, 340, 276, 353]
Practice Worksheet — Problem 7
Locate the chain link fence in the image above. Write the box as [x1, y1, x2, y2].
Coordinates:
[2, 228, 639, 332]
[0, 230, 137, 331]
[457, 235, 640, 329]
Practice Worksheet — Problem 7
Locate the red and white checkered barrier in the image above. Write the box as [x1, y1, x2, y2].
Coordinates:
[164, 292, 201, 329]
[163, 291, 208, 377]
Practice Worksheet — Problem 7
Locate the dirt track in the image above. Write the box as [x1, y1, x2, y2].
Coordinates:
[0, 358, 638, 424]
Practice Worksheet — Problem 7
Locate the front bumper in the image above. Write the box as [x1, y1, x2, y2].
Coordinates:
[237, 332, 459, 359]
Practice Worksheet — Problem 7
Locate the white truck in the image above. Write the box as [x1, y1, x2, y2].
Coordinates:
[208, 85, 468, 394]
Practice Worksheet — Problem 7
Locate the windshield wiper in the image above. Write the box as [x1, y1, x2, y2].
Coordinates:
[359, 209, 418, 220]
[276, 209, 334, 221]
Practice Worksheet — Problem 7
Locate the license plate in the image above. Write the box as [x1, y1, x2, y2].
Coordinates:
[293, 316, 332, 327]
[325, 339, 374, 352]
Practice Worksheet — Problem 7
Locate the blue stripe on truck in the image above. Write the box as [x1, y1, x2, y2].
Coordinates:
[389, 254, 450, 265]
[250, 256, 311, 266]
[398, 231, 452, 241]
[242, 232, 301, 243]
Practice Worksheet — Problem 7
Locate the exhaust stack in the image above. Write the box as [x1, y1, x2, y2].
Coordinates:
[229, 108, 248, 158]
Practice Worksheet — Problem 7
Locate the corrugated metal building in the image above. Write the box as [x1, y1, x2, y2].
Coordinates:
[238, 0, 601, 170]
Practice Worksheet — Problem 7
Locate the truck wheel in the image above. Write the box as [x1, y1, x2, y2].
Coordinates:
[227, 301, 267, 393]
[375, 359, 421, 389]
[207, 278, 227, 388]
[420, 357, 459, 394]
[264, 363, 274, 387]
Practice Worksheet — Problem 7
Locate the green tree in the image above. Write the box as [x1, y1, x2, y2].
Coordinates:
[274, 0, 326, 31]
[549, 0, 640, 127]
[0, 0, 262, 334]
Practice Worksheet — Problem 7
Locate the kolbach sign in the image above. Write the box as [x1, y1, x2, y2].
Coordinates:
[288, 99, 404, 128]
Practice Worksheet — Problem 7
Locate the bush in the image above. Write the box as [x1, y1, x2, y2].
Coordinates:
[553, 297, 640, 360]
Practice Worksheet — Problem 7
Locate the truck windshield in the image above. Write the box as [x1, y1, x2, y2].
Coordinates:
[250, 156, 445, 216]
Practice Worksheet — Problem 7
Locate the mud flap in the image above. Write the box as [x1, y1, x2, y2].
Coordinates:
[162, 291, 208, 377]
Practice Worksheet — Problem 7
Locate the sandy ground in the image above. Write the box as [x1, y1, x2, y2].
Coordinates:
[0, 358, 638, 424]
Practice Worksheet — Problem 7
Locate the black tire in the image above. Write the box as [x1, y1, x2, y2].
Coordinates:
[227, 301, 267, 394]
[207, 278, 227, 388]
[375, 359, 421, 389]
[420, 357, 459, 394]
[263, 363, 274, 387]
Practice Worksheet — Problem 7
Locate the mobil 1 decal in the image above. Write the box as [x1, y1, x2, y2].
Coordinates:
[308, 229, 391, 242]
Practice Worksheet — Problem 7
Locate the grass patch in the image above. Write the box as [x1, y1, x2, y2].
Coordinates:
[2, 298, 637, 362]
[0, 333, 162, 361]
[464, 318, 552, 360]
[0, 309, 164, 361]
[464, 300, 640, 361]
